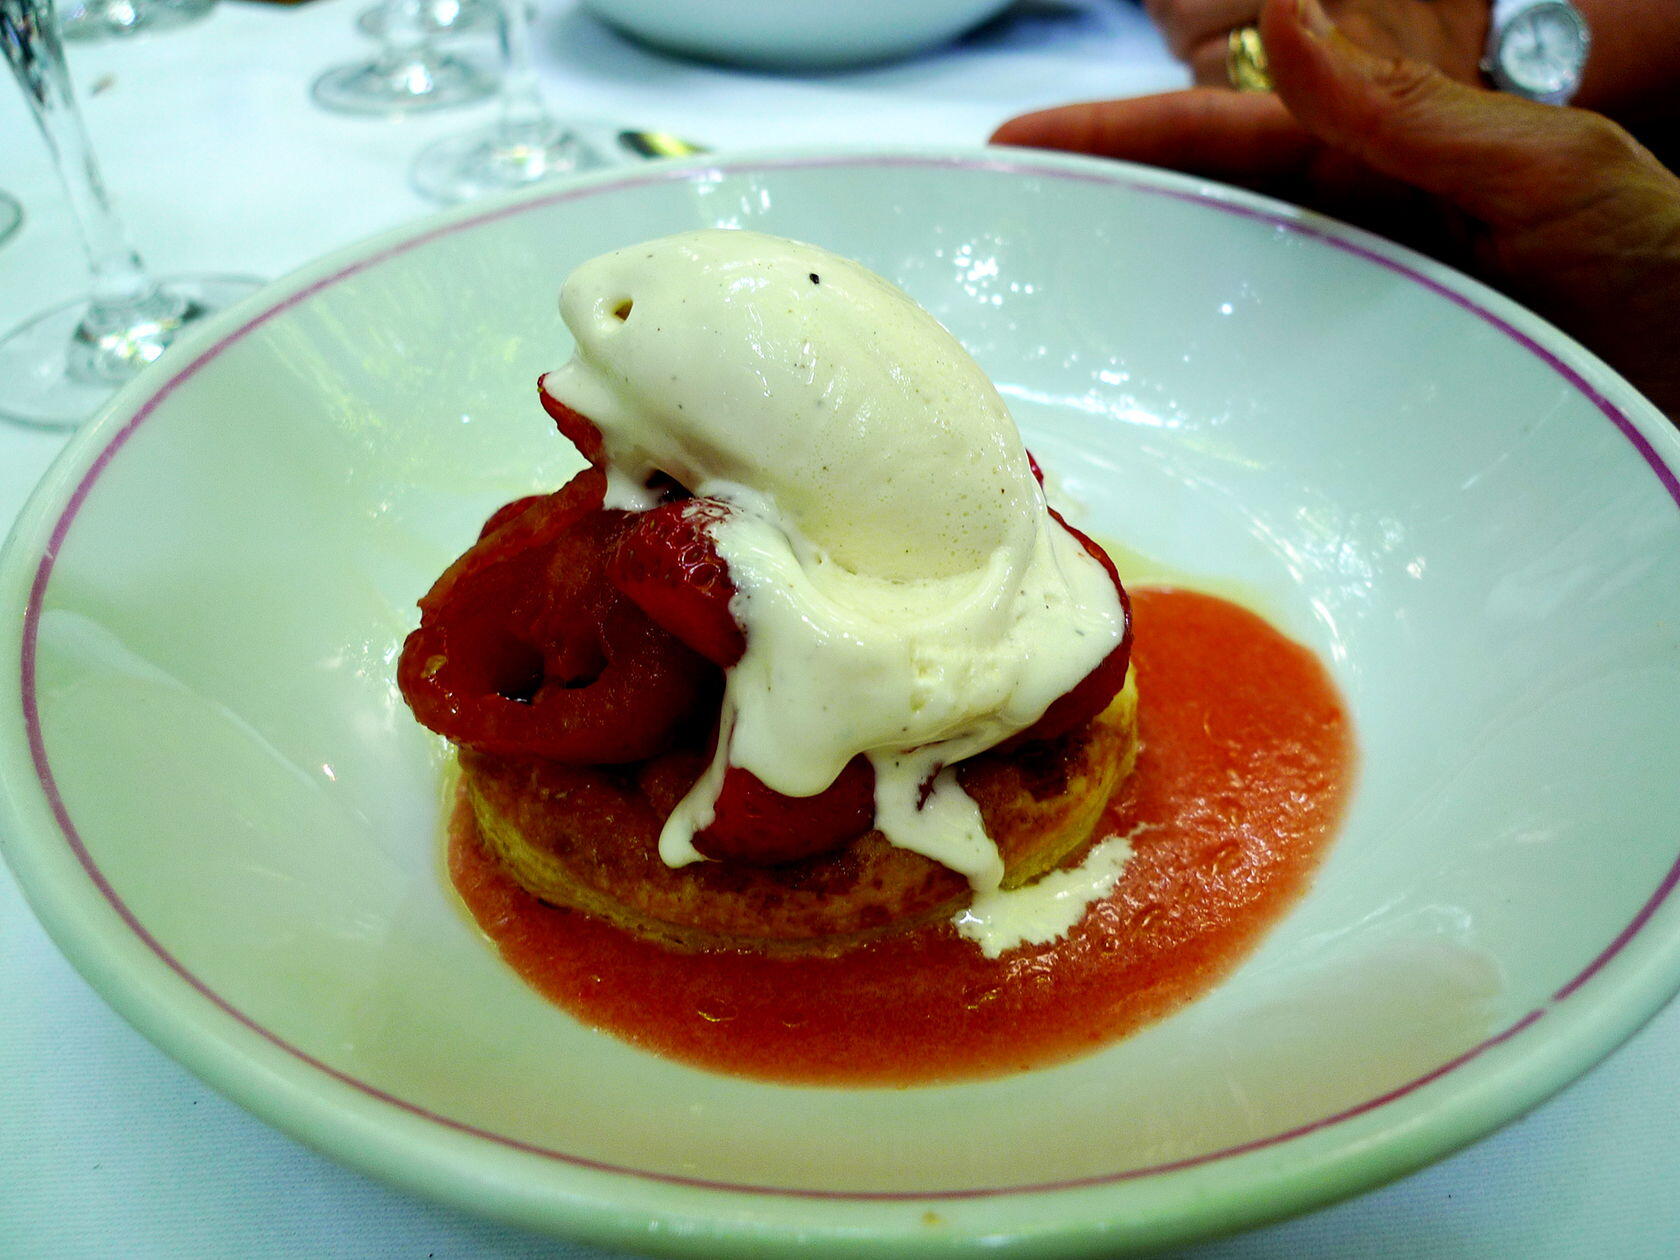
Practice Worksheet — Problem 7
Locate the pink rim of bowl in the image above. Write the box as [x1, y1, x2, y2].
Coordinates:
[4, 149, 1680, 1253]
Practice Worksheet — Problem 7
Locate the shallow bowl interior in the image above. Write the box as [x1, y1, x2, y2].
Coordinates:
[3, 150, 1679, 1256]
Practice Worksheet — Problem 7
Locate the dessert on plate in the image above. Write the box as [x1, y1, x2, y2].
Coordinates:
[397, 229, 1352, 1084]
[401, 229, 1138, 958]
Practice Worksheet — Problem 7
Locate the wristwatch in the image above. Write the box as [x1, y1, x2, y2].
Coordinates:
[1481, 0, 1591, 104]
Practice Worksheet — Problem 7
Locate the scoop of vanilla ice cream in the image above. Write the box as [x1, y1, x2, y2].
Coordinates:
[547, 229, 1029, 582]
[541, 229, 1125, 891]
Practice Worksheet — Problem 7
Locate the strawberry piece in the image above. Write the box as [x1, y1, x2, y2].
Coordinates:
[693, 757, 876, 865]
[537, 375, 604, 463]
[398, 470, 719, 764]
[608, 498, 746, 667]
[417, 468, 605, 614]
[477, 494, 545, 541]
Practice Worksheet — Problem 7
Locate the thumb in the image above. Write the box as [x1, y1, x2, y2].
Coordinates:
[1258, 0, 1655, 232]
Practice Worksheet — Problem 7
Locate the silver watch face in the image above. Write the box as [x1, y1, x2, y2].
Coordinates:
[1495, 3, 1589, 100]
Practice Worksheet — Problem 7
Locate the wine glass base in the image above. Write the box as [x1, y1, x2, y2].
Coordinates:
[311, 53, 497, 115]
[410, 125, 601, 204]
[356, 0, 495, 40]
[0, 274, 264, 431]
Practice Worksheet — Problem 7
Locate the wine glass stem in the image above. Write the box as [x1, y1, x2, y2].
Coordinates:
[495, 0, 554, 147]
[376, 0, 438, 75]
[2, 0, 166, 325]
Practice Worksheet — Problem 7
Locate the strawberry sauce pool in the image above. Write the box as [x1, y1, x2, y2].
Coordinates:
[449, 587, 1354, 1085]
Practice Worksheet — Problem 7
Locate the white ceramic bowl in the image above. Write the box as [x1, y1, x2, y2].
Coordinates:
[581, 0, 1016, 69]
[3, 149, 1680, 1256]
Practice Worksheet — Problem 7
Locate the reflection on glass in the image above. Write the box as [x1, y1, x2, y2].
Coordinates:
[355, 0, 493, 41]
[410, 0, 596, 203]
[0, 0, 262, 429]
[0, 191, 21, 246]
[58, 0, 212, 41]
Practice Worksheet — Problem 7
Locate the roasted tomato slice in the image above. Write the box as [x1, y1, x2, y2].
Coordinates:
[398, 469, 718, 763]
[608, 497, 746, 667]
[998, 510, 1133, 751]
[536, 375, 605, 464]
[692, 756, 876, 866]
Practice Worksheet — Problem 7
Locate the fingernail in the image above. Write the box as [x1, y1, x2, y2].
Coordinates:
[1295, 0, 1334, 38]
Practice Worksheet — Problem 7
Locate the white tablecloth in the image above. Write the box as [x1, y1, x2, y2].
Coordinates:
[3, 2, 1678, 1254]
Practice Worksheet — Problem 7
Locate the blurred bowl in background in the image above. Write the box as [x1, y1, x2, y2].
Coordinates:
[580, 0, 1017, 69]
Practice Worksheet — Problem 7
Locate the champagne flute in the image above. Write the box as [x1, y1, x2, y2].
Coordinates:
[409, 0, 596, 203]
[312, 0, 496, 115]
[0, 0, 262, 429]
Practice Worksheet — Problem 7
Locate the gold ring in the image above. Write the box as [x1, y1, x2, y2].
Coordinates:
[1226, 26, 1273, 92]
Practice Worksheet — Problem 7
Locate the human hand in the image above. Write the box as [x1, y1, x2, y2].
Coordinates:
[1145, 0, 1680, 168]
[1147, 0, 1486, 87]
[993, 0, 1680, 421]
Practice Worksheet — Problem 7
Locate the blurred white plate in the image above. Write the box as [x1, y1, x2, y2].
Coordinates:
[3, 149, 1679, 1256]
[582, 0, 1015, 68]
